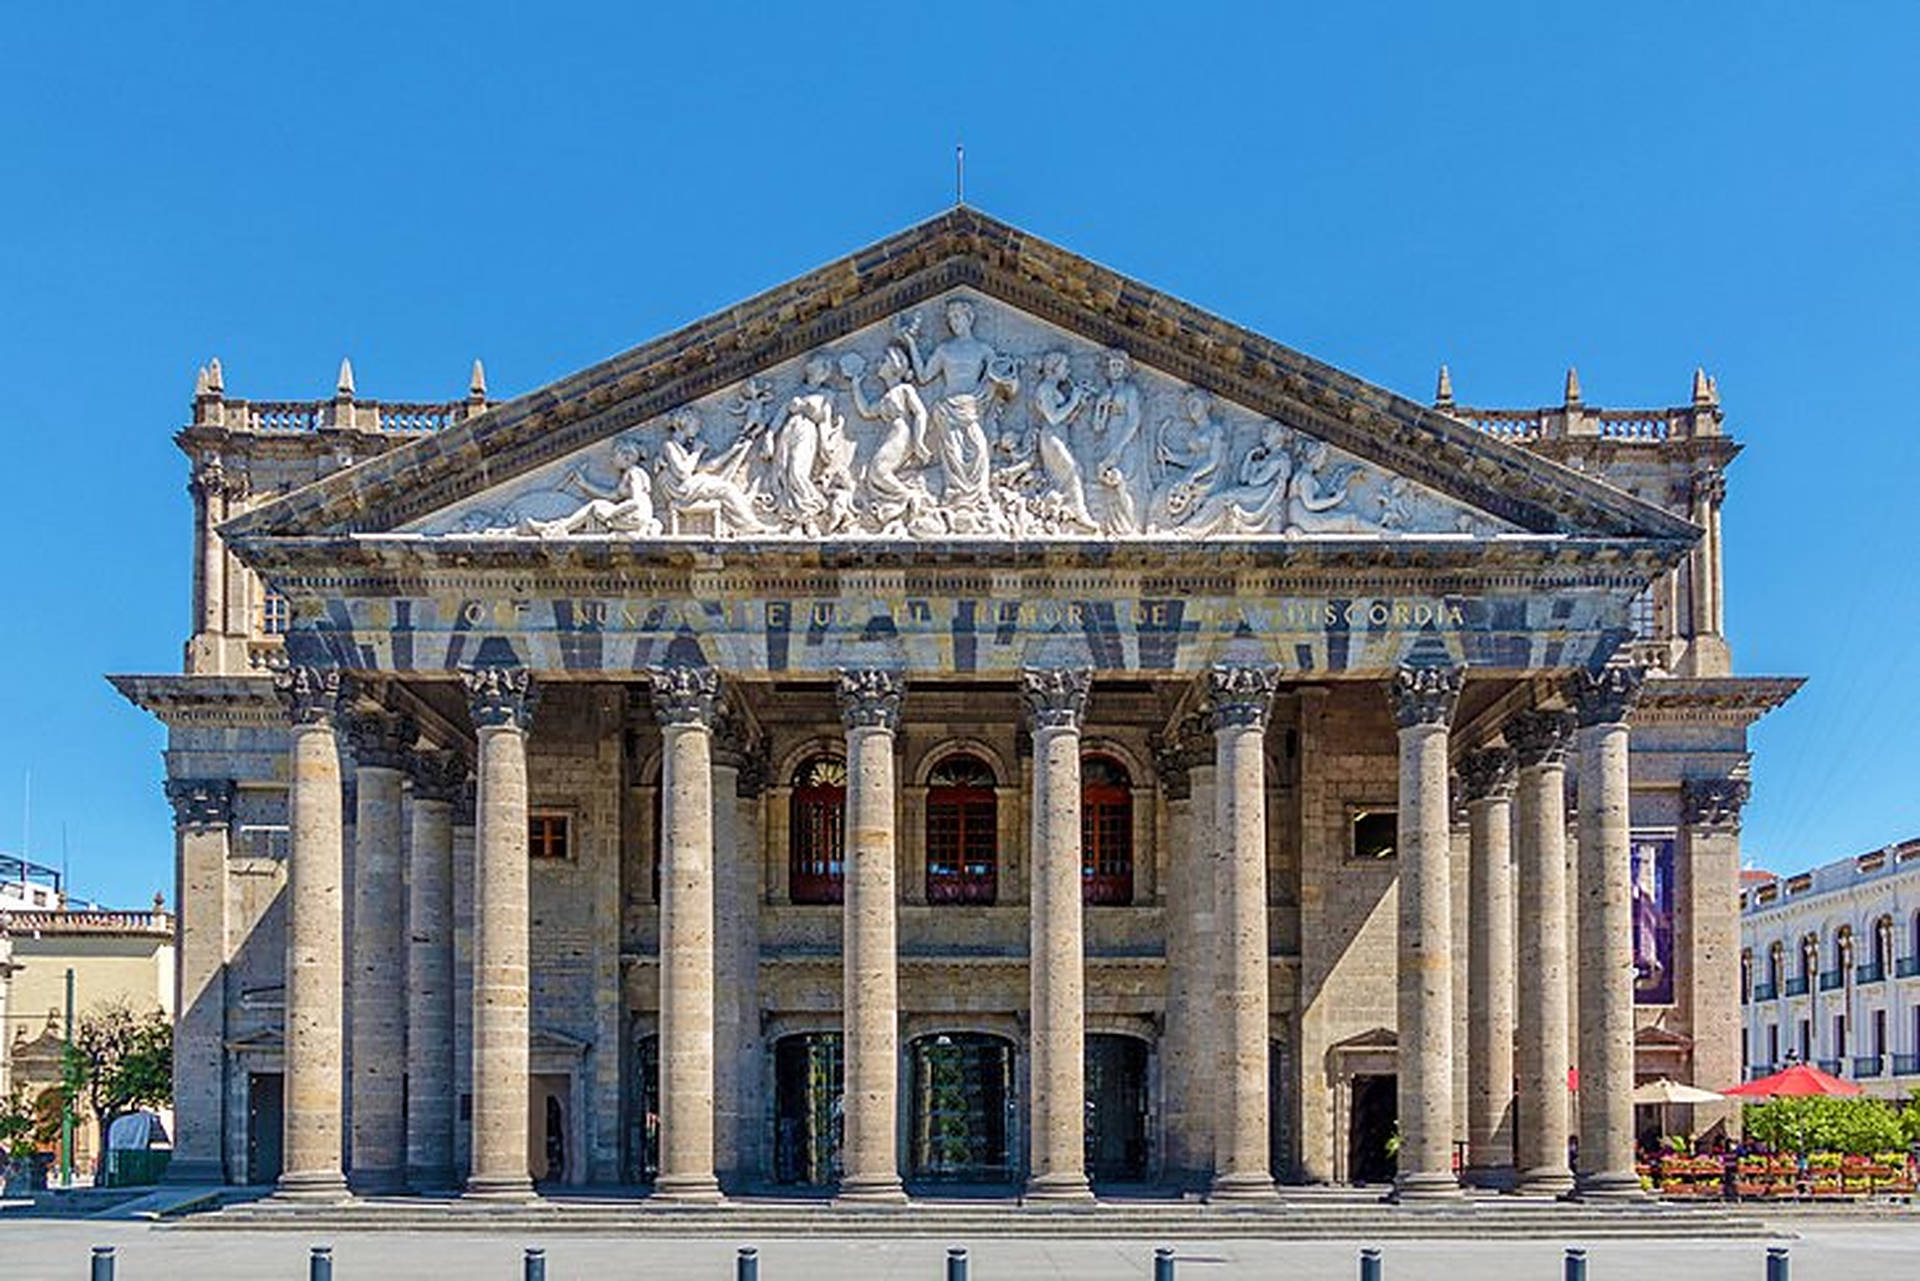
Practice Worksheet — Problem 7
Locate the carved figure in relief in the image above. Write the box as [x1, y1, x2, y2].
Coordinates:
[655, 408, 773, 535]
[524, 437, 662, 537]
[1174, 419, 1294, 536]
[763, 356, 857, 536]
[896, 298, 1019, 533]
[1026, 350, 1099, 532]
[1284, 438, 1363, 535]
[1090, 349, 1143, 534]
[845, 345, 943, 537]
[1148, 390, 1229, 530]
[1377, 476, 1413, 531]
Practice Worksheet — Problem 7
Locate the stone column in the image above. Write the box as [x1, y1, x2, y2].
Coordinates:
[405, 749, 465, 1190]
[450, 784, 476, 1181]
[163, 777, 236, 1183]
[463, 667, 537, 1200]
[1572, 666, 1647, 1200]
[1510, 708, 1575, 1196]
[836, 670, 907, 1203]
[342, 700, 415, 1194]
[272, 665, 349, 1200]
[1208, 665, 1279, 1201]
[1153, 718, 1213, 1184]
[1682, 777, 1749, 1138]
[649, 665, 723, 1202]
[1022, 667, 1096, 1202]
[1388, 664, 1465, 1200]
[710, 708, 764, 1189]
[1458, 747, 1517, 1189]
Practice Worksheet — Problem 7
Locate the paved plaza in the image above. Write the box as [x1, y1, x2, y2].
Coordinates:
[3, 1220, 1918, 1281]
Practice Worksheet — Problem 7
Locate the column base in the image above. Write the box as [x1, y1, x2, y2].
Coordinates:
[836, 1174, 908, 1205]
[651, 1173, 725, 1204]
[273, 1169, 351, 1203]
[1207, 1172, 1280, 1202]
[1514, 1167, 1575, 1198]
[1461, 1163, 1517, 1192]
[1574, 1169, 1648, 1202]
[462, 1173, 537, 1201]
[1392, 1171, 1464, 1201]
[1022, 1172, 1096, 1204]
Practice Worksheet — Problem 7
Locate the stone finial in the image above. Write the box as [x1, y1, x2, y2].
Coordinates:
[1206, 665, 1280, 730]
[1563, 367, 1582, 406]
[1568, 664, 1647, 727]
[1434, 364, 1454, 408]
[1505, 708, 1575, 768]
[1456, 747, 1517, 805]
[1020, 667, 1092, 732]
[164, 777, 236, 830]
[646, 664, 720, 728]
[193, 365, 210, 397]
[1682, 777, 1750, 830]
[273, 664, 343, 726]
[1705, 374, 1719, 405]
[1387, 663, 1464, 729]
[206, 357, 224, 394]
[1691, 367, 1712, 407]
[463, 666, 537, 731]
[336, 357, 356, 398]
[405, 747, 468, 804]
[469, 359, 487, 399]
[837, 668, 905, 732]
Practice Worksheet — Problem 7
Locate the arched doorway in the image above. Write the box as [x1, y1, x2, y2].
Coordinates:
[773, 1032, 843, 1186]
[1084, 1034, 1149, 1182]
[908, 1032, 1015, 1184]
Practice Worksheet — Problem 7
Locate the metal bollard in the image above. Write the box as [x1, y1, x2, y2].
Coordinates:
[309, 1244, 333, 1281]
[737, 1245, 759, 1281]
[1564, 1247, 1587, 1281]
[90, 1246, 115, 1281]
[1153, 1246, 1175, 1281]
[946, 1245, 969, 1281]
[524, 1246, 547, 1281]
[1766, 1246, 1790, 1281]
[1359, 1246, 1382, 1281]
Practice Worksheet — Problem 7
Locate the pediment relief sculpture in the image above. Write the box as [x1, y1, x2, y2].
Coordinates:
[415, 293, 1512, 542]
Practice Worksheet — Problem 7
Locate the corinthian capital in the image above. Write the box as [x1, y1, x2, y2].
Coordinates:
[1682, 777, 1750, 831]
[463, 666, 537, 731]
[837, 669, 905, 732]
[273, 664, 342, 726]
[165, 778, 235, 830]
[1388, 664, 1464, 730]
[1456, 746, 1517, 805]
[340, 707, 418, 771]
[1569, 664, 1647, 727]
[406, 747, 468, 804]
[1505, 708, 1576, 768]
[1020, 667, 1091, 732]
[647, 664, 720, 728]
[1207, 665, 1279, 731]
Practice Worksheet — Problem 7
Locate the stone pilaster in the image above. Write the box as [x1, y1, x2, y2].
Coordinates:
[1021, 667, 1096, 1202]
[1682, 776, 1749, 1138]
[450, 781, 476, 1181]
[341, 701, 416, 1194]
[1387, 664, 1465, 1200]
[1571, 665, 1647, 1200]
[463, 666, 537, 1200]
[835, 669, 907, 1203]
[271, 664, 349, 1200]
[1509, 708, 1575, 1196]
[405, 748, 465, 1190]
[1207, 665, 1280, 1201]
[1458, 747, 1517, 1189]
[163, 777, 235, 1183]
[648, 664, 723, 1202]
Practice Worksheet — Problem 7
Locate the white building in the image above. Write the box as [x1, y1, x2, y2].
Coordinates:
[1740, 839, 1920, 1098]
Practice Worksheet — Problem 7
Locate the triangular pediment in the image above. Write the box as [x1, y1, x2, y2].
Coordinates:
[224, 208, 1696, 551]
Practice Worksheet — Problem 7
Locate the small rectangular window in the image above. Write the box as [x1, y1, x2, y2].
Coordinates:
[1350, 808, 1397, 861]
[237, 824, 290, 860]
[260, 593, 290, 635]
[529, 812, 570, 860]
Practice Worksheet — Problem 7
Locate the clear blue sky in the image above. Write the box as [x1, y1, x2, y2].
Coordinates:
[2, 3, 1913, 906]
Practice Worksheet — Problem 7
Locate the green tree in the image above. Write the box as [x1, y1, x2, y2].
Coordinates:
[65, 1001, 172, 1167]
[0, 1088, 39, 1161]
[1744, 1096, 1907, 1155]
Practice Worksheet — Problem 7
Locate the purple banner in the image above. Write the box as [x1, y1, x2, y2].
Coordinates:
[1631, 835, 1676, 1006]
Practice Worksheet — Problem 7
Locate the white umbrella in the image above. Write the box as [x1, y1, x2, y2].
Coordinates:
[1634, 1078, 1725, 1105]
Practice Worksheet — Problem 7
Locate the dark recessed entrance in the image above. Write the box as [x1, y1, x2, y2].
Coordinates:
[1084, 1034, 1150, 1182]
[627, 1033, 659, 1183]
[773, 1032, 843, 1186]
[246, 1071, 283, 1186]
[1348, 1073, 1398, 1185]
[908, 1032, 1015, 1184]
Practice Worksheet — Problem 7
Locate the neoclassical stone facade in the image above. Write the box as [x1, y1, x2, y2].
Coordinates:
[114, 210, 1799, 1200]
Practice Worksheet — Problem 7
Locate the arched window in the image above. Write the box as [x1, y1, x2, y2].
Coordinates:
[926, 754, 998, 905]
[1767, 941, 1785, 991]
[1081, 755, 1133, 906]
[789, 755, 847, 905]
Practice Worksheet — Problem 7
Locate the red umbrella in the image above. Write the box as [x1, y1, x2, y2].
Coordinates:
[1722, 1063, 1863, 1098]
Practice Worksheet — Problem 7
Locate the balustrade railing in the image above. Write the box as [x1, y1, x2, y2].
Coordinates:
[1853, 1055, 1885, 1078]
[1815, 1057, 1843, 1075]
[1819, 969, 1846, 991]
[201, 393, 482, 435]
[1751, 982, 1777, 1002]
[1784, 976, 1810, 997]
[1856, 962, 1887, 985]
[1897, 955, 1920, 978]
[1893, 1053, 1920, 1075]
[1451, 399, 1714, 446]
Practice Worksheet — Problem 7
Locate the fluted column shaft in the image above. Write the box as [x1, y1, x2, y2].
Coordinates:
[650, 666, 722, 1202]
[273, 667, 348, 1200]
[1511, 709, 1575, 1196]
[465, 668, 535, 1199]
[1389, 665, 1465, 1200]
[405, 751, 463, 1189]
[1573, 667, 1647, 1199]
[836, 670, 907, 1203]
[1208, 666, 1279, 1201]
[1023, 668, 1095, 1201]
[1460, 749, 1517, 1188]
[164, 778, 235, 1183]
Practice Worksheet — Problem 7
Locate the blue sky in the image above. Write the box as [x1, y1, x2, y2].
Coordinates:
[2, 3, 1913, 905]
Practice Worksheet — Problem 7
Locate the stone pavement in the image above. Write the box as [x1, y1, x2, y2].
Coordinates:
[1, 1220, 1917, 1281]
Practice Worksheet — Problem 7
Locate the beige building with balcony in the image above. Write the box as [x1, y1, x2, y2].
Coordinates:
[113, 210, 1795, 1201]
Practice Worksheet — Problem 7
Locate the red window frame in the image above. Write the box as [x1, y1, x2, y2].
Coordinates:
[1081, 756, 1133, 906]
[789, 756, 847, 905]
[926, 755, 997, 906]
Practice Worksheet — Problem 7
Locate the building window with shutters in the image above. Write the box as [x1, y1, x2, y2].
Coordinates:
[1081, 755, 1133, 906]
[789, 755, 847, 904]
[925, 753, 997, 906]
[529, 812, 570, 860]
